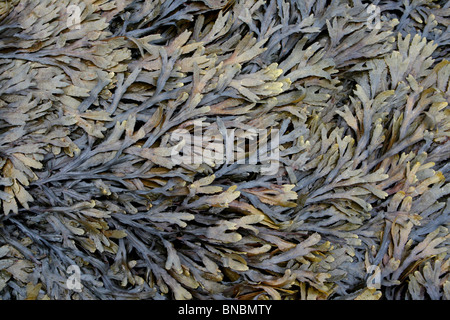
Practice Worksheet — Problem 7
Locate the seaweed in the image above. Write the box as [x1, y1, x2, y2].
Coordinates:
[0, 0, 448, 300]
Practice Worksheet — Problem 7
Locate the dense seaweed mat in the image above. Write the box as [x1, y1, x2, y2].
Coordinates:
[0, 0, 449, 300]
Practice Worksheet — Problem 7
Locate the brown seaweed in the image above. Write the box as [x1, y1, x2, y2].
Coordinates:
[0, 0, 448, 300]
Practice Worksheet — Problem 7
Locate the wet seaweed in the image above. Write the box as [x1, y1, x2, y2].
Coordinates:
[0, 0, 449, 300]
